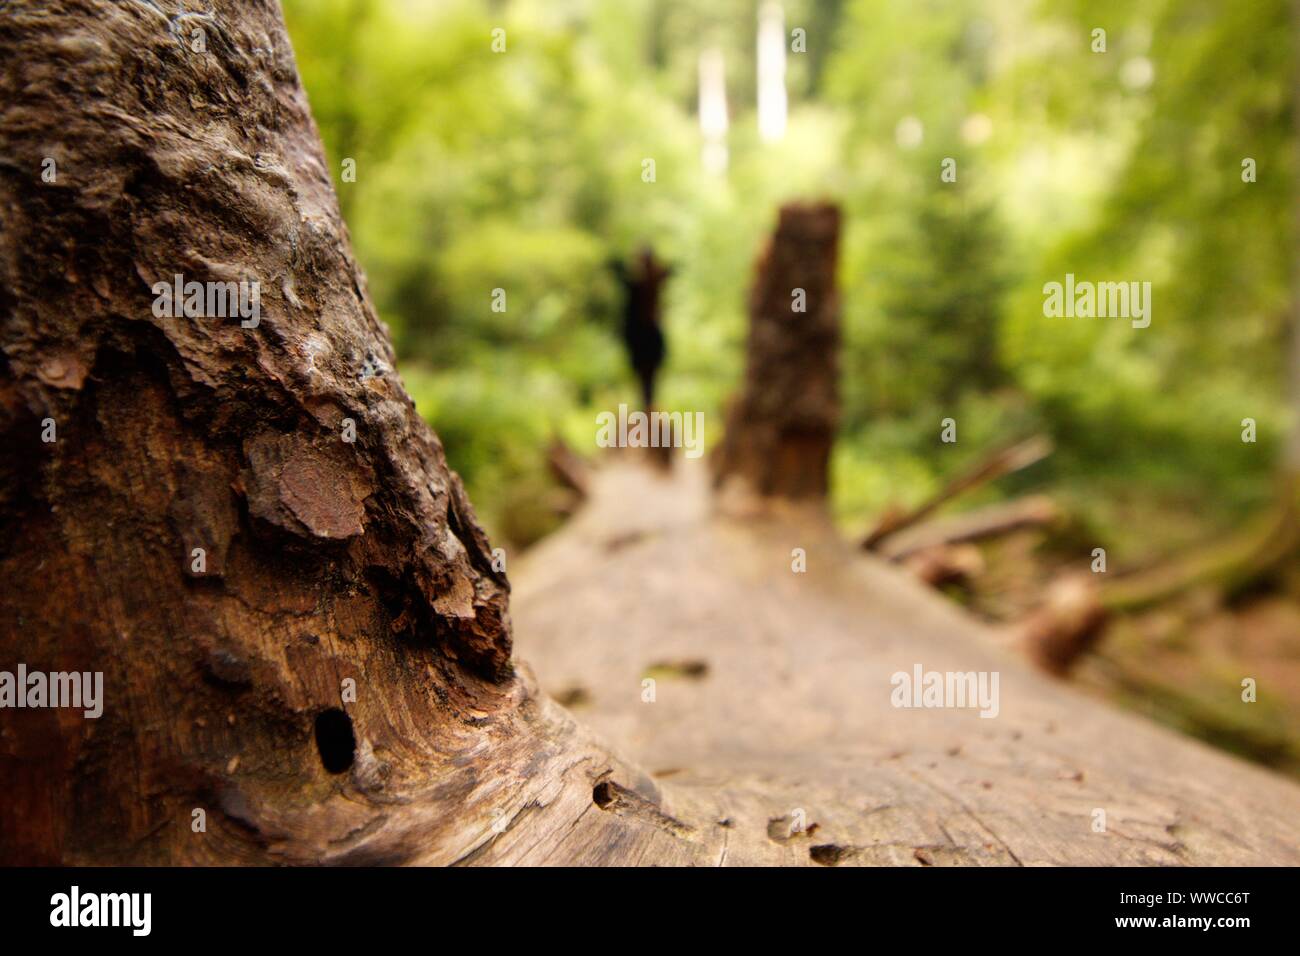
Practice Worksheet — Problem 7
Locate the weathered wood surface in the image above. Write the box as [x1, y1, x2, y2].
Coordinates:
[512, 457, 1300, 865]
[2, 0, 1297, 868]
[0, 0, 629, 866]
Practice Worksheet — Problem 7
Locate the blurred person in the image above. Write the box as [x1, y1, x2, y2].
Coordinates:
[612, 246, 673, 409]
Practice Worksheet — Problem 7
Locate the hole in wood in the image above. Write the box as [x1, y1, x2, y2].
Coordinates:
[314, 708, 356, 774]
[592, 781, 616, 809]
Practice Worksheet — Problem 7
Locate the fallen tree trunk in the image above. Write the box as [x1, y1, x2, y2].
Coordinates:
[2, 0, 1298, 867]
[512, 459, 1300, 865]
[863, 436, 1053, 551]
[878, 495, 1060, 562]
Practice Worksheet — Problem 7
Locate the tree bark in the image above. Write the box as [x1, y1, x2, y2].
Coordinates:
[713, 202, 841, 502]
[0, 0, 615, 865]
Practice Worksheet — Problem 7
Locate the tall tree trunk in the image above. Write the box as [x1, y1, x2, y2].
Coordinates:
[713, 202, 841, 502]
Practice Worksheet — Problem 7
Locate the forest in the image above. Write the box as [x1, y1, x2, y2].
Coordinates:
[283, 0, 1300, 775]
[1, 0, 1298, 885]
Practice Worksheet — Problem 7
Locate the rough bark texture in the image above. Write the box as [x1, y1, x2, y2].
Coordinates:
[0, 0, 599, 865]
[713, 202, 841, 501]
[3, 0, 1299, 868]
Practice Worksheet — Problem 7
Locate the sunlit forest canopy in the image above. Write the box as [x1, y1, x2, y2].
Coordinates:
[283, 0, 1296, 554]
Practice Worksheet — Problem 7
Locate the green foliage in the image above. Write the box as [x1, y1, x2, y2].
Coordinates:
[283, 0, 1296, 555]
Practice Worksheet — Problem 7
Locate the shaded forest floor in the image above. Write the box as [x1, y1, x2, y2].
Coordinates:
[943, 528, 1300, 778]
